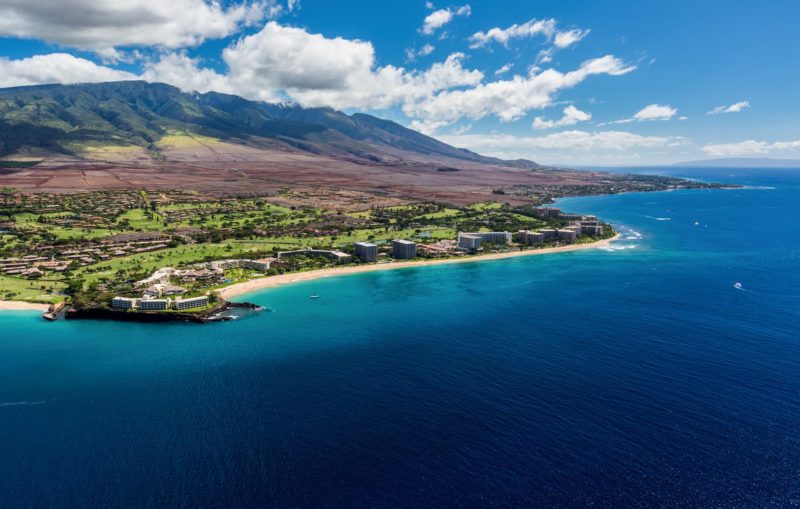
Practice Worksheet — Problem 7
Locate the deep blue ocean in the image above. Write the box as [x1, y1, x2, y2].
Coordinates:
[1, 168, 799, 507]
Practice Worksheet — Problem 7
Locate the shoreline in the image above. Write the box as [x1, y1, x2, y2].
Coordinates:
[219, 234, 620, 300]
[0, 301, 51, 311]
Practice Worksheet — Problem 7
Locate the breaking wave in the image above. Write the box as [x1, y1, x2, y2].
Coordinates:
[599, 244, 638, 252]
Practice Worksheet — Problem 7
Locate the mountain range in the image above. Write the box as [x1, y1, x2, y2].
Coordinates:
[0, 81, 536, 169]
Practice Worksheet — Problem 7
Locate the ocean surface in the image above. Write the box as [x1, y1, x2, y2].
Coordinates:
[2, 168, 800, 507]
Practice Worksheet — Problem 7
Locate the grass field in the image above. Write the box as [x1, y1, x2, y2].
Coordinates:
[0, 276, 66, 303]
[117, 209, 167, 231]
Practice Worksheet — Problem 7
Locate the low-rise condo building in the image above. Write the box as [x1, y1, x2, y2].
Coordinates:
[278, 249, 353, 264]
[138, 298, 170, 311]
[174, 296, 209, 310]
[240, 259, 272, 272]
[392, 239, 417, 260]
[112, 297, 138, 309]
[354, 242, 378, 262]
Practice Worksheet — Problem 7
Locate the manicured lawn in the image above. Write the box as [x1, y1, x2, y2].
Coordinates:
[468, 202, 504, 211]
[0, 275, 66, 303]
[117, 208, 167, 231]
[417, 208, 462, 219]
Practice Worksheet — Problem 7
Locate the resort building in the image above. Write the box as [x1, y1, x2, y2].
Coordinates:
[457, 233, 482, 252]
[354, 242, 378, 262]
[557, 229, 577, 243]
[534, 207, 562, 218]
[138, 299, 170, 311]
[581, 225, 604, 236]
[480, 232, 512, 244]
[392, 239, 417, 260]
[111, 297, 138, 310]
[277, 249, 352, 264]
[240, 259, 272, 272]
[538, 229, 558, 241]
[460, 231, 512, 246]
[209, 259, 241, 271]
[174, 296, 209, 310]
[518, 230, 545, 245]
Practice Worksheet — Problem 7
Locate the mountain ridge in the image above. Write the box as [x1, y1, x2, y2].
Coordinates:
[0, 81, 539, 169]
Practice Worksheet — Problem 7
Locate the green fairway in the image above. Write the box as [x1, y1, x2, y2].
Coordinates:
[0, 275, 66, 303]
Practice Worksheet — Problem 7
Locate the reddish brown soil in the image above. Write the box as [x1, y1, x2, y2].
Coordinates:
[0, 144, 609, 206]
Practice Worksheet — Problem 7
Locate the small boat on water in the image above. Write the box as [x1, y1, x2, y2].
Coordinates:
[310, 288, 320, 299]
[734, 282, 743, 290]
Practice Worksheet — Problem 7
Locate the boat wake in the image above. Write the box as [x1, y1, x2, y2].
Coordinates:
[645, 215, 672, 221]
[0, 400, 52, 408]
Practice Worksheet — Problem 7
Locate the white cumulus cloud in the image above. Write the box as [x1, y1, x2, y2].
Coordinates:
[404, 55, 635, 125]
[0, 0, 280, 60]
[553, 28, 590, 48]
[532, 105, 591, 129]
[469, 19, 556, 48]
[0, 53, 138, 88]
[405, 43, 436, 62]
[142, 53, 233, 96]
[634, 104, 677, 121]
[217, 23, 483, 108]
[707, 101, 750, 115]
[494, 63, 513, 76]
[420, 4, 470, 35]
[606, 103, 678, 124]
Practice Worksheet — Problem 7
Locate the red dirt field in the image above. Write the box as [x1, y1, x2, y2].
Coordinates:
[0, 142, 615, 206]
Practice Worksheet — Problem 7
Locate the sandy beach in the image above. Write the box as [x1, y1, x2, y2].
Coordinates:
[0, 301, 50, 311]
[219, 234, 620, 300]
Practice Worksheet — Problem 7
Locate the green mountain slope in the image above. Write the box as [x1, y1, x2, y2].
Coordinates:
[0, 81, 538, 167]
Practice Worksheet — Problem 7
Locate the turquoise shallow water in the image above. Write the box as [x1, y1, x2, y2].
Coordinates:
[1, 168, 799, 507]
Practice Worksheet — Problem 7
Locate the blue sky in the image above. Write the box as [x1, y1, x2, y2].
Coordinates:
[0, 0, 798, 165]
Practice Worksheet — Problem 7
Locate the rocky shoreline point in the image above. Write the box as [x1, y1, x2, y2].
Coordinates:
[61, 301, 262, 324]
